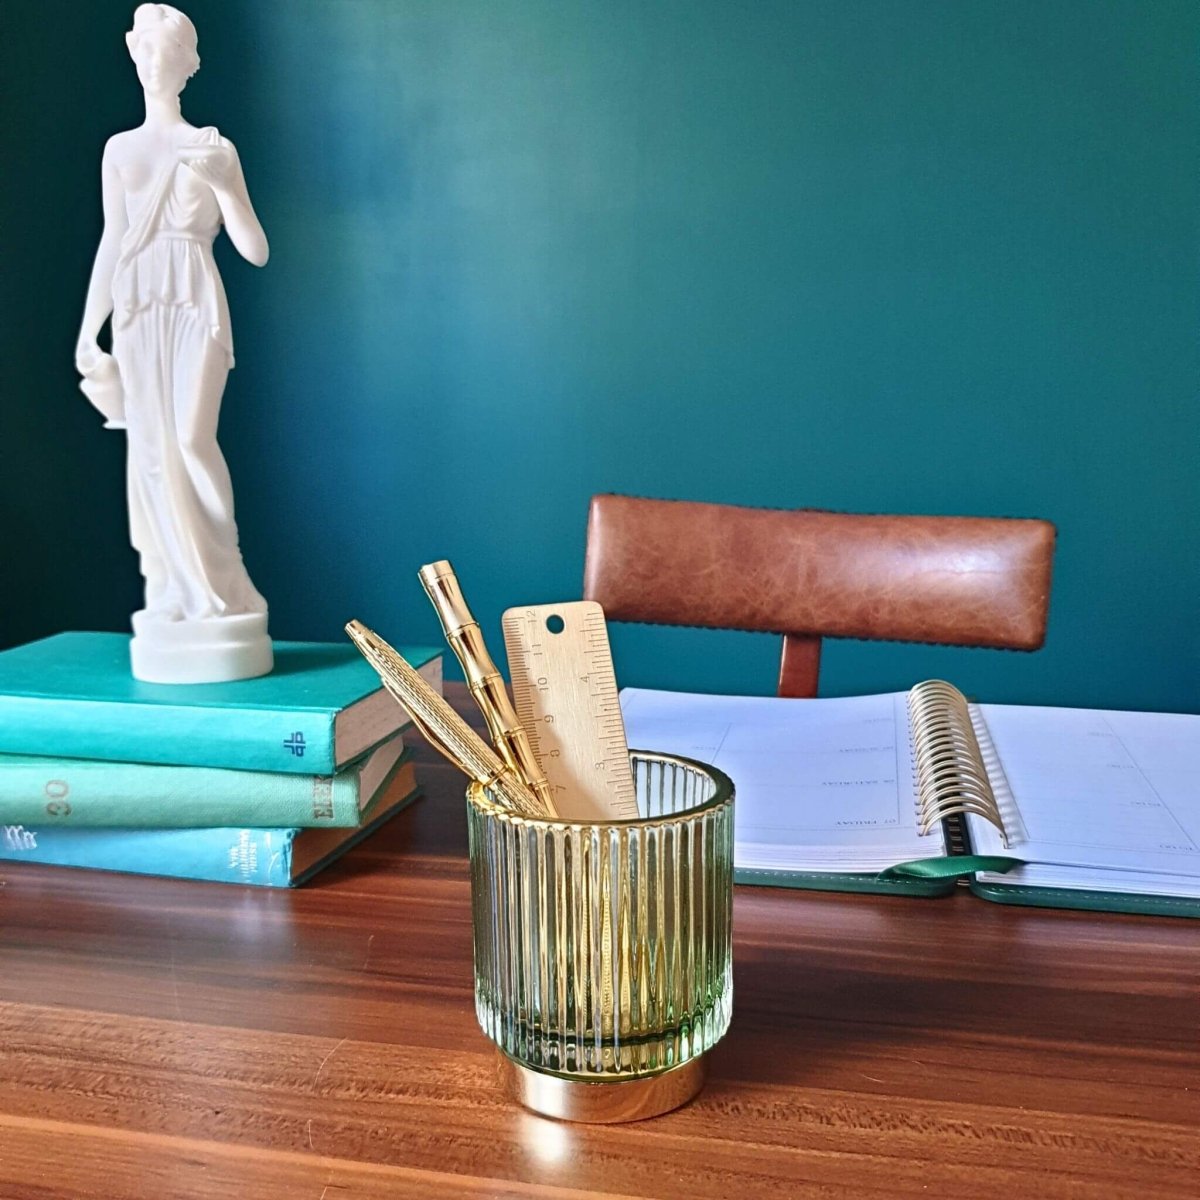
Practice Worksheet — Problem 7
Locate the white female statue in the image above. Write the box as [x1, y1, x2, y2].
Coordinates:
[76, 5, 272, 683]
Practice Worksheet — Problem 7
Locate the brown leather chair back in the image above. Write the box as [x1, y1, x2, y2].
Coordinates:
[583, 494, 1056, 697]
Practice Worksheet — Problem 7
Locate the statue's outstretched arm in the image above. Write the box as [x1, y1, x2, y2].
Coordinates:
[76, 147, 128, 373]
[181, 138, 269, 267]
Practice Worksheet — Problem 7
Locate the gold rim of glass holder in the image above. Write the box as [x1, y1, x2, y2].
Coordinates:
[467, 748, 734, 827]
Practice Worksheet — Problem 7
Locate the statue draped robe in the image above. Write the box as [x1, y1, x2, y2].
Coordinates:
[111, 125, 265, 623]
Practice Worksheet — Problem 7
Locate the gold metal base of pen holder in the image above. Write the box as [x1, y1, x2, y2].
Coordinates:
[468, 752, 735, 1124]
[497, 1049, 708, 1123]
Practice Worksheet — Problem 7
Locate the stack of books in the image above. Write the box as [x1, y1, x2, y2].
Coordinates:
[0, 632, 442, 887]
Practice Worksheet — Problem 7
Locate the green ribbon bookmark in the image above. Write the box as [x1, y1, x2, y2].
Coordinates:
[878, 855, 1021, 882]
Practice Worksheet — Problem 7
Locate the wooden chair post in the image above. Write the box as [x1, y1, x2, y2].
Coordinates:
[778, 634, 822, 699]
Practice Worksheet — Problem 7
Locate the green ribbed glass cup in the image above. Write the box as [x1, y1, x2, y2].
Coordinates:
[467, 752, 734, 1122]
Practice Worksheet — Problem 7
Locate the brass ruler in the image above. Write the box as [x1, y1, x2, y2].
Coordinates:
[502, 601, 639, 822]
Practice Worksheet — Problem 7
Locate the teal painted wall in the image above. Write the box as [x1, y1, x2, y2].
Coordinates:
[2, 1, 1197, 710]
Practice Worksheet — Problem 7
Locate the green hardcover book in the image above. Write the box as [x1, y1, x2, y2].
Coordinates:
[0, 736, 409, 828]
[0, 632, 441, 774]
[0, 757, 420, 887]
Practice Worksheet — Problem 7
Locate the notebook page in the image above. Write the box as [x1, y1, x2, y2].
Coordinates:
[620, 688, 945, 872]
[975, 861, 1200, 900]
[966, 704, 1200, 882]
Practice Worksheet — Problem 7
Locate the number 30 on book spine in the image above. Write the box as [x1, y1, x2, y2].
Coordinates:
[502, 602, 639, 822]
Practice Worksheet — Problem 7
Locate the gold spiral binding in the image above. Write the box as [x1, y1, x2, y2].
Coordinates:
[907, 680, 1009, 846]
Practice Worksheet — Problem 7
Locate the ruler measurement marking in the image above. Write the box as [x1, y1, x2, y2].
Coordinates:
[503, 601, 639, 822]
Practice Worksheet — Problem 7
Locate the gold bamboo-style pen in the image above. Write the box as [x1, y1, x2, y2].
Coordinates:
[345, 620, 547, 818]
[418, 560, 559, 818]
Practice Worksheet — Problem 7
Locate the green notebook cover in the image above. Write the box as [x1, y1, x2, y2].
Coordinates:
[735, 849, 1021, 899]
[967, 878, 1200, 919]
[733, 864, 1200, 915]
[733, 827, 1200, 916]
[734, 866, 959, 898]
[0, 632, 440, 774]
[736, 828, 1200, 917]
[961, 820, 1200, 919]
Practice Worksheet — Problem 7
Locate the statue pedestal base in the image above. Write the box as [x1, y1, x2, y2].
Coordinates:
[130, 611, 273, 684]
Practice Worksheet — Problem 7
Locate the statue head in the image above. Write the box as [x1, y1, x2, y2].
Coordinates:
[126, 4, 200, 99]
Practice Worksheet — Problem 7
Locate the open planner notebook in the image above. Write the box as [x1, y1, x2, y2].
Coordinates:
[620, 682, 1200, 918]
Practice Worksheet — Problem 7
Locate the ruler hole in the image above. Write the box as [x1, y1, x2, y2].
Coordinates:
[545, 615, 565, 635]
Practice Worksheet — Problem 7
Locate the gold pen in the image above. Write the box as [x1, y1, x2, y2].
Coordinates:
[345, 620, 547, 819]
[418, 560, 559, 818]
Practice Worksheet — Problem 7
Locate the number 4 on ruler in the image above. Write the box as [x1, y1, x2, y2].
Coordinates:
[502, 601, 640, 822]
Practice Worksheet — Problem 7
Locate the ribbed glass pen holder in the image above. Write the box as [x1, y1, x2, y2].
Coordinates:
[467, 751, 735, 1123]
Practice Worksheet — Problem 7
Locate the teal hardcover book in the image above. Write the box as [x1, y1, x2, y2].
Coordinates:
[0, 737, 409, 829]
[0, 632, 441, 774]
[0, 756, 419, 887]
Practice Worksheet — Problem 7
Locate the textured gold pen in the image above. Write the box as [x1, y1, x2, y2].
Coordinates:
[344, 620, 546, 818]
[418, 560, 559, 818]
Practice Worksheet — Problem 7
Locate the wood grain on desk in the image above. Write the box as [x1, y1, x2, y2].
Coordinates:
[0, 685, 1196, 1199]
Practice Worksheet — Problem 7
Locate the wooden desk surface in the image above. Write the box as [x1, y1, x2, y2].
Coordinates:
[1, 686, 1197, 1199]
